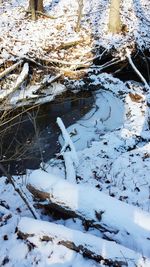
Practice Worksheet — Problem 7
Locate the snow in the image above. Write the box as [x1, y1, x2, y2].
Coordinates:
[0, 0, 150, 266]
[9, 82, 66, 108]
[65, 88, 124, 150]
[0, 0, 150, 63]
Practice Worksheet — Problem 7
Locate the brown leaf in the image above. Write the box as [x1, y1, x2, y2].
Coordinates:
[129, 93, 143, 103]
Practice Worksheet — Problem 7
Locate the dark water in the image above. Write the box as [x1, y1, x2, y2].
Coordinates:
[0, 91, 94, 175]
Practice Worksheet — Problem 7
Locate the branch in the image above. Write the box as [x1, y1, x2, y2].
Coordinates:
[57, 117, 79, 166]
[13, 62, 29, 91]
[126, 48, 150, 90]
[0, 60, 23, 80]
[57, 117, 79, 183]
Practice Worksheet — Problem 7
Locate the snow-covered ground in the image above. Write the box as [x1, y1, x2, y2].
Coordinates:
[0, 0, 150, 63]
[0, 0, 150, 266]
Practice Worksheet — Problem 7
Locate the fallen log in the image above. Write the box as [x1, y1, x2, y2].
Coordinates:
[18, 217, 150, 267]
[27, 170, 150, 257]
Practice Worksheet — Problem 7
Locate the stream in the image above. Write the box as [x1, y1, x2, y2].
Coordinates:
[0, 87, 125, 176]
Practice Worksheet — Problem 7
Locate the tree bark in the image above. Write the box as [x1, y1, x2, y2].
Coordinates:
[108, 0, 121, 33]
[18, 217, 150, 267]
[29, 0, 36, 20]
[29, 0, 44, 20]
[36, 0, 44, 12]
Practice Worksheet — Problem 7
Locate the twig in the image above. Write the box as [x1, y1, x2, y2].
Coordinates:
[126, 48, 150, 90]
[0, 103, 40, 127]
[0, 163, 38, 219]
[83, 49, 107, 64]
[89, 59, 123, 71]
[13, 62, 29, 91]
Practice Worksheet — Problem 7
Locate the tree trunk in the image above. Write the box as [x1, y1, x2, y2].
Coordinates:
[108, 0, 121, 33]
[75, 0, 84, 32]
[29, 0, 36, 20]
[29, 0, 44, 20]
[36, 0, 44, 12]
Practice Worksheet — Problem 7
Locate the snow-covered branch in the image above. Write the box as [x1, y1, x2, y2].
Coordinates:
[57, 117, 79, 183]
[27, 170, 150, 257]
[126, 48, 150, 90]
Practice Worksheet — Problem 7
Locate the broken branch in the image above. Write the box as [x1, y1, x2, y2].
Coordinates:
[126, 48, 150, 90]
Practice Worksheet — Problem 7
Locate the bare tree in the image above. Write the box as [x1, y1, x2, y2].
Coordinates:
[108, 0, 121, 33]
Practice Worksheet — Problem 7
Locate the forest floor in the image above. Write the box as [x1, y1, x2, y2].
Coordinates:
[0, 0, 150, 267]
